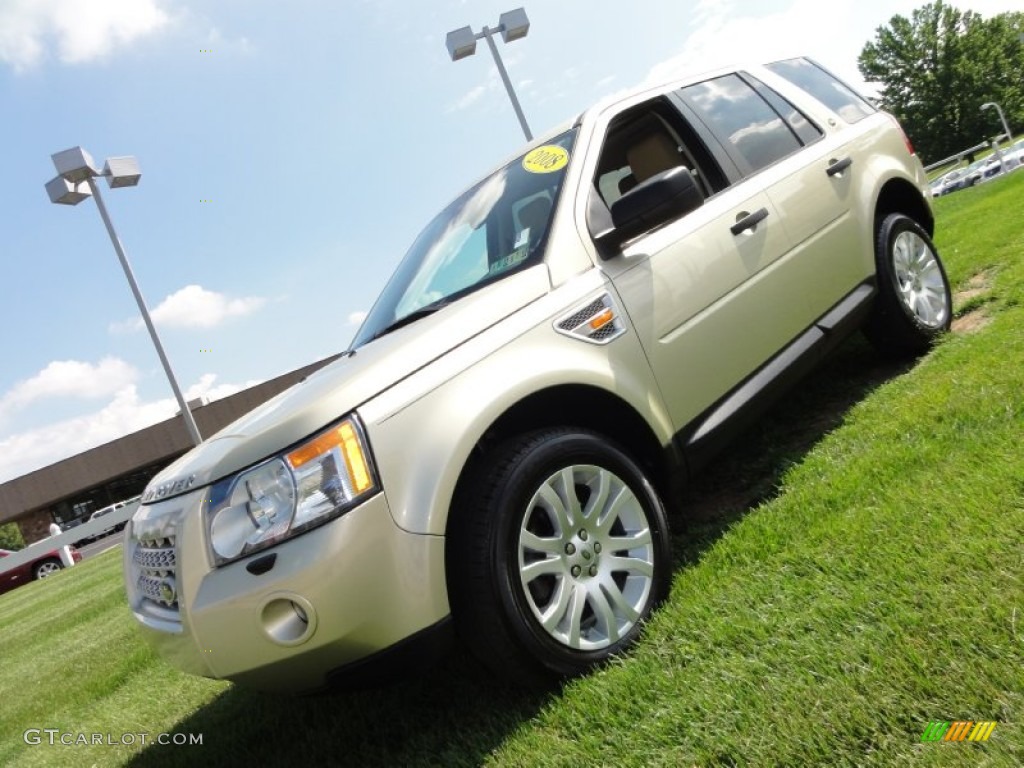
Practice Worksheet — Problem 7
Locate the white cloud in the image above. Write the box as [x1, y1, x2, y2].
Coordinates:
[448, 83, 489, 113]
[0, 373, 263, 483]
[643, 0, 862, 88]
[0, 0, 171, 71]
[0, 385, 176, 482]
[185, 373, 263, 402]
[347, 310, 368, 327]
[111, 284, 267, 332]
[0, 357, 137, 420]
[200, 23, 253, 56]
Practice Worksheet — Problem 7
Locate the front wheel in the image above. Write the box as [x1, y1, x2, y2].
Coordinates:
[33, 559, 63, 580]
[863, 213, 952, 357]
[448, 429, 671, 685]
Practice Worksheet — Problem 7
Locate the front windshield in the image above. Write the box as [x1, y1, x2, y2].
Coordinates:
[351, 129, 578, 347]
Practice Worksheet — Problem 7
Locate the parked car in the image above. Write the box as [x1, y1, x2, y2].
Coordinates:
[983, 140, 1024, 179]
[0, 546, 82, 595]
[931, 168, 964, 196]
[948, 159, 987, 192]
[125, 56, 951, 693]
[75, 497, 140, 546]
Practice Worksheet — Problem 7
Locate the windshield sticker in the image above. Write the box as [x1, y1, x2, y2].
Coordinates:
[523, 145, 569, 174]
[514, 227, 530, 249]
[489, 246, 530, 274]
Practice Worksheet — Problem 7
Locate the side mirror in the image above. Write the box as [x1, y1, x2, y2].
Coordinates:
[597, 166, 704, 250]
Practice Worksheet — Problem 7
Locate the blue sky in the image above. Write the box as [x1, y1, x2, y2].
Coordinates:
[0, 0, 1017, 483]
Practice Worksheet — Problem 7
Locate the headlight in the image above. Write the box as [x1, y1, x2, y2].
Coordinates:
[205, 416, 378, 566]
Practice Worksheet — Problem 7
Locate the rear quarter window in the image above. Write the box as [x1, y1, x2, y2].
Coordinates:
[765, 57, 876, 124]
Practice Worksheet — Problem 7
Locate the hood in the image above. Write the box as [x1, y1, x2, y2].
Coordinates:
[144, 266, 550, 498]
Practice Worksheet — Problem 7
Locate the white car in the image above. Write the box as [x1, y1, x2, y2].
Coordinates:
[75, 498, 140, 546]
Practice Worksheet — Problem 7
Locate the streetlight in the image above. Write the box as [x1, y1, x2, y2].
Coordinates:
[45, 147, 203, 446]
[980, 102, 1013, 144]
[446, 7, 533, 141]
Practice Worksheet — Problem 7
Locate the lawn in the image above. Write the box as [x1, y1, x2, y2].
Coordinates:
[1, 172, 1022, 767]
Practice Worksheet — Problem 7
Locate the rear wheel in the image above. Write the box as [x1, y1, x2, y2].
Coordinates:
[864, 213, 951, 357]
[448, 429, 671, 685]
[33, 559, 63, 580]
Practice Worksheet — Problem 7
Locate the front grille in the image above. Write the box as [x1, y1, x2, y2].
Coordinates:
[133, 536, 179, 615]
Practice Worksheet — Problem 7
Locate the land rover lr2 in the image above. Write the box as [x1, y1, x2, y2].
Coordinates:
[126, 58, 951, 692]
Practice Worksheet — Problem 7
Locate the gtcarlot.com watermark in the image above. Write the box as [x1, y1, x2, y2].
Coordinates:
[24, 729, 202, 747]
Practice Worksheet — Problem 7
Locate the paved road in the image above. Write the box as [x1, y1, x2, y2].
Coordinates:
[78, 533, 124, 560]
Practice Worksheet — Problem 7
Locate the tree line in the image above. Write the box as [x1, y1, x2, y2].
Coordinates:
[858, 1, 1023, 163]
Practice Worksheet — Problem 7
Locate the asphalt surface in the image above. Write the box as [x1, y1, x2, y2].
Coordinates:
[78, 532, 125, 561]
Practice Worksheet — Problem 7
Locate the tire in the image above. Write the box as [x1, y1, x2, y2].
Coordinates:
[33, 559, 63, 580]
[447, 428, 671, 686]
[863, 213, 952, 357]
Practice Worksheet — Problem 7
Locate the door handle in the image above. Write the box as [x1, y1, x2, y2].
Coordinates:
[730, 207, 769, 236]
[826, 157, 853, 177]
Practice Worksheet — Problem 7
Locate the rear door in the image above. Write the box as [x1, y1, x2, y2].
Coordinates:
[676, 71, 867, 321]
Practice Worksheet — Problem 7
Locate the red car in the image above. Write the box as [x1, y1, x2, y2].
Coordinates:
[0, 546, 82, 595]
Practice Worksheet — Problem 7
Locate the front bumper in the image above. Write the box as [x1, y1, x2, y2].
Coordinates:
[124, 488, 450, 693]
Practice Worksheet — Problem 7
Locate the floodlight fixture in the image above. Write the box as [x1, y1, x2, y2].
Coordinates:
[445, 8, 533, 140]
[498, 8, 530, 43]
[446, 26, 477, 61]
[51, 146, 101, 183]
[45, 146, 202, 447]
[103, 156, 142, 188]
[45, 176, 92, 206]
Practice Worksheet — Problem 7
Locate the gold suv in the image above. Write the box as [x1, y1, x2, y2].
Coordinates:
[125, 57, 951, 692]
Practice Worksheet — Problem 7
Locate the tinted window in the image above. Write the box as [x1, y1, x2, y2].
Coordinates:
[766, 58, 875, 124]
[682, 74, 802, 174]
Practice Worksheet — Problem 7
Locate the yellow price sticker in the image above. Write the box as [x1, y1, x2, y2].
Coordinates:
[523, 145, 569, 174]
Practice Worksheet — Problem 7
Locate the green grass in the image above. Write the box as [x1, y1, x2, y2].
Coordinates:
[2, 171, 1023, 767]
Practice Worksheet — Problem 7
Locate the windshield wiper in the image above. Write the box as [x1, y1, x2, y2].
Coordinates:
[370, 300, 450, 342]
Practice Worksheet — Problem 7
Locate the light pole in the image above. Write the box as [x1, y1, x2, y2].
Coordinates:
[45, 147, 202, 446]
[980, 102, 1013, 144]
[446, 7, 533, 141]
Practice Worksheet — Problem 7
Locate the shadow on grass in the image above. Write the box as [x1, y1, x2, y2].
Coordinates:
[127, 654, 550, 767]
[671, 335, 913, 565]
[127, 337, 914, 768]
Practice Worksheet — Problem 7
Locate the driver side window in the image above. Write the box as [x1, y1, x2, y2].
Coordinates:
[594, 99, 726, 210]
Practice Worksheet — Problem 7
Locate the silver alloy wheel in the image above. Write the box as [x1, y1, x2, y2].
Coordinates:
[35, 561, 62, 578]
[517, 464, 655, 651]
[892, 230, 949, 329]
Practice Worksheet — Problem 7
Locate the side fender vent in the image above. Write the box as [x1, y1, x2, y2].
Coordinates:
[554, 293, 626, 345]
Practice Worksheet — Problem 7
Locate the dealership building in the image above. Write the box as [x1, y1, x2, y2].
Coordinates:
[0, 354, 340, 545]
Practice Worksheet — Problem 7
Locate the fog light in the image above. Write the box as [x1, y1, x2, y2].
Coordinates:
[260, 594, 317, 646]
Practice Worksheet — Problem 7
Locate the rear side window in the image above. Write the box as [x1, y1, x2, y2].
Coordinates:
[681, 74, 804, 175]
[766, 58, 875, 124]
